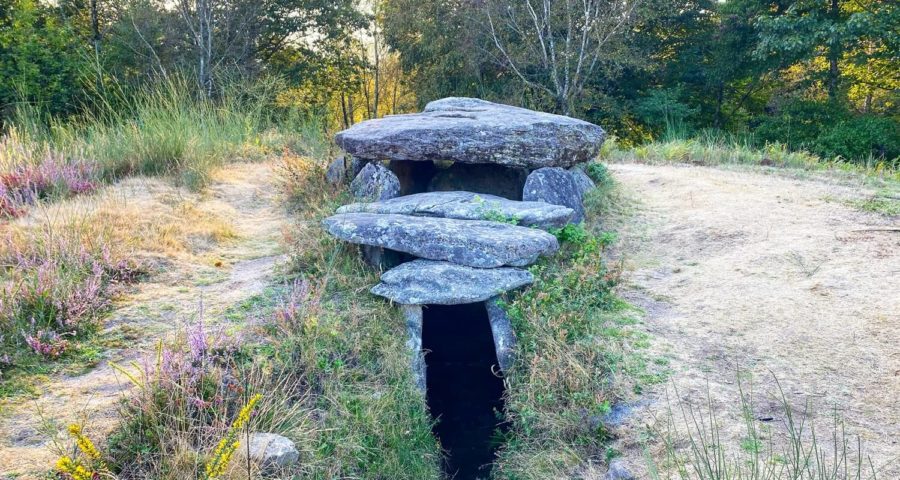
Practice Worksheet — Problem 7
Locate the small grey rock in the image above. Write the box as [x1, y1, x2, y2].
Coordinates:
[245, 432, 299, 472]
[569, 165, 596, 199]
[371, 259, 533, 304]
[606, 459, 636, 480]
[523, 167, 585, 223]
[350, 162, 401, 201]
[325, 156, 347, 185]
[338, 191, 573, 229]
[335, 97, 605, 169]
[322, 213, 559, 268]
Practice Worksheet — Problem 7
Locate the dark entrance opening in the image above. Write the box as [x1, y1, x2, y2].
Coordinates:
[422, 303, 507, 479]
[387, 160, 528, 200]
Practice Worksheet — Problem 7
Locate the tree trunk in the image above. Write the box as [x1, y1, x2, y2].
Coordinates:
[827, 0, 840, 103]
[90, 0, 103, 93]
[198, 0, 213, 97]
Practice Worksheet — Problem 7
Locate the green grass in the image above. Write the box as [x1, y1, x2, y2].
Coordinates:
[653, 377, 881, 480]
[493, 173, 666, 478]
[601, 135, 900, 184]
[10, 75, 299, 190]
[102, 156, 441, 479]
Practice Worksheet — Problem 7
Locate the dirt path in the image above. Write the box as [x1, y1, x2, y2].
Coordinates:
[607, 164, 899, 477]
[0, 162, 288, 477]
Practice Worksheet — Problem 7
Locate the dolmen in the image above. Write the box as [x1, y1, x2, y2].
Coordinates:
[322, 98, 605, 390]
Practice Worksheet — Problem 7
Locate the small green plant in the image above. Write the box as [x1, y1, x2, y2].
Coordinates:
[654, 377, 880, 480]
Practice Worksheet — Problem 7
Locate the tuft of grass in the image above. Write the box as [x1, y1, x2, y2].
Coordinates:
[653, 377, 881, 480]
[0, 213, 143, 393]
[493, 180, 664, 478]
[9, 75, 295, 192]
[106, 154, 441, 479]
[846, 191, 900, 217]
[601, 135, 900, 183]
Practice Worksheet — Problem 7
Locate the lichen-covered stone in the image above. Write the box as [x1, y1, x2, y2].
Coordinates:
[335, 97, 605, 169]
[371, 259, 533, 304]
[401, 304, 426, 392]
[337, 191, 573, 229]
[322, 213, 558, 268]
[486, 297, 516, 373]
[569, 165, 596, 199]
[325, 156, 347, 185]
[244, 433, 299, 472]
[350, 162, 400, 201]
[523, 167, 585, 223]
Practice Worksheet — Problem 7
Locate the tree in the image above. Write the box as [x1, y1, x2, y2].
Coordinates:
[0, 0, 87, 121]
[485, 0, 643, 115]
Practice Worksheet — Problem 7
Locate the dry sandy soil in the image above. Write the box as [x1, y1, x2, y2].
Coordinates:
[0, 162, 288, 478]
[607, 164, 899, 478]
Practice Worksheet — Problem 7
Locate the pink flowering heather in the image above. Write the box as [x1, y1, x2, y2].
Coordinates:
[0, 152, 99, 218]
[24, 329, 69, 358]
[0, 227, 143, 361]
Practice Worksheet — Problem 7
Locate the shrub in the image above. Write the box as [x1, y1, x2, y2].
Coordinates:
[754, 100, 900, 165]
[494, 220, 656, 478]
[0, 132, 99, 217]
[0, 220, 141, 380]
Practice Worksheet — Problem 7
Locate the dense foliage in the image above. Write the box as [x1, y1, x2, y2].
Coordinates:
[382, 0, 899, 164]
[1, 0, 896, 163]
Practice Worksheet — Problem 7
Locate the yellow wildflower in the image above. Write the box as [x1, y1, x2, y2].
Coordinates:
[64, 423, 108, 473]
[67, 423, 106, 466]
[204, 393, 263, 479]
[232, 393, 262, 430]
[55, 455, 93, 480]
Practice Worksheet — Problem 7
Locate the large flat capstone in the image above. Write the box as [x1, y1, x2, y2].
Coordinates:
[323, 213, 558, 268]
[335, 97, 606, 169]
[337, 191, 574, 229]
[371, 259, 534, 305]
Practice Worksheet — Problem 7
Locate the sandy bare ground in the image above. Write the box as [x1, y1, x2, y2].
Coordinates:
[0, 162, 288, 478]
[606, 164, 899, 478]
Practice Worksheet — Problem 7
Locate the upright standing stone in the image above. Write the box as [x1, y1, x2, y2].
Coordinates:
[325, 156, 347, 185]
[402, 304, 426, 392]
[486, 297, 516, 373]
[523, 167, 586, 223]
[350, 163, 401, 201]
[569, 165, 596, 199]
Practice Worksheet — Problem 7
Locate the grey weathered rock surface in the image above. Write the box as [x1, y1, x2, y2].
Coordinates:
[427, 162, 529, 200]
[401, 305, 426, 392]
[335, 97, 605, 169]
[523, 167, 586, 223]
[371, 259, 533, 304]
[569, 165, 596, 199]
[325, 156, 347, 185]
[244, 433, 299, 472]
[337, 191, 573, 229]
[350, 162, 400, 201]
[486, 297, 517, 373]
[605, 459, 636, 480]
[323, 213, 558, 268]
